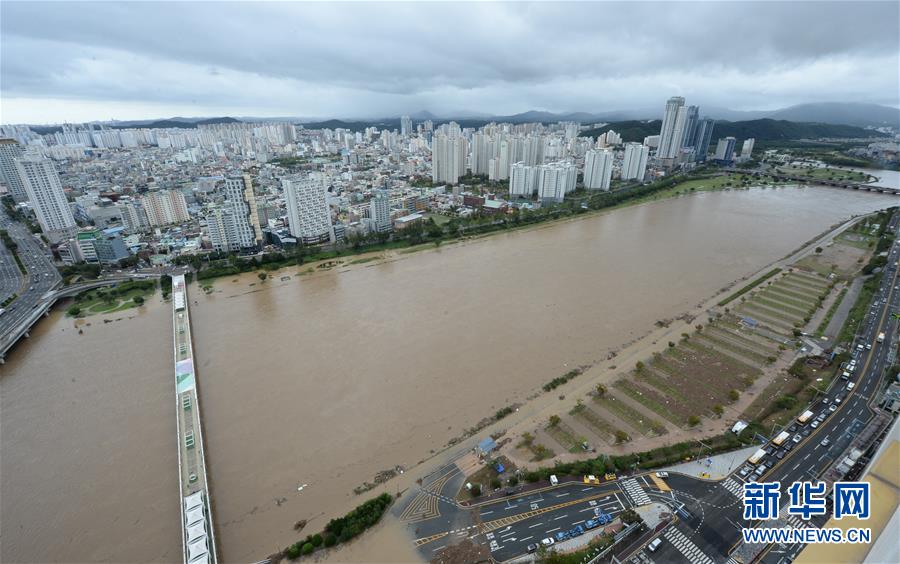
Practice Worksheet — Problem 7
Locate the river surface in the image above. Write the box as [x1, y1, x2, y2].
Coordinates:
[1, 185, 897, 563]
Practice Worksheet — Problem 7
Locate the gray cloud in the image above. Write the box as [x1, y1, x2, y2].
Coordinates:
[1, 1, 898, 123]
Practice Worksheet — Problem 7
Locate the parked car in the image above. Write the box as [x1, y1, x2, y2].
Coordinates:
[792, 434, 802, 443]
[541, 537, 555, 547]
[829, 404, 837, 413]
[811, 421, 820, 429]
[555, 531, 569, 542]
[739, 466, 752, 477]
[583, 475, 600, 485]
[527, 543, 539, 553]
[776, 450, 786, 460]
[648, 538, 663, 552]
[820, 438, 831, 447]
[584, 519, 600, 530]
[604, 473, 617, 481]
[655, 471, 669, 478]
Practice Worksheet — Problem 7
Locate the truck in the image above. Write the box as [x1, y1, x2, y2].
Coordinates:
[772, 431, 790, 446]
[877, 332, 885, 343]
[748, 448, 767, 465]
[797, 410, 815, 424]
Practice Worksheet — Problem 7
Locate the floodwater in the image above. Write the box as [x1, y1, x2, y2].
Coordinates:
[1, 186, 897, 563]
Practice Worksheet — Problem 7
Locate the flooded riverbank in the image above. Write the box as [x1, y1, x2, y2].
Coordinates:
[1, 185, 897, 562]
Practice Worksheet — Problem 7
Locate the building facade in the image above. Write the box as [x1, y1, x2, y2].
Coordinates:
[622, 143, 650, 182]
[583, 149, 613, 190]
[0, 138, 28, 201]
[15, 155, 77, 244]
[283, 173, 332, 244]
[142, 190, 190, 226]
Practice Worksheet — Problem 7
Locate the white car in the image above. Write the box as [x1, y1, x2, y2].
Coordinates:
[541, 537, 556, 547]
[655, 472, 669, 478]
[847, 382, 856, 391]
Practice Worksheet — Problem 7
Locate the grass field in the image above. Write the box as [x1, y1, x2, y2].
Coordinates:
[595, 395, 667, 437]
[777, 165, 870, 183]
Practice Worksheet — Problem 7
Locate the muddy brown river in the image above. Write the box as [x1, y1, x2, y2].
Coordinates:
[2, 186, 897, 562]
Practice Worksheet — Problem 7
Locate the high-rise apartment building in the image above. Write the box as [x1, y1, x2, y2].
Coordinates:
[15, 155, 77, 243]
[740, 138, 756, 159]
[693, 119, 716, 161]
[369, 190, 392, 233]
[283, 173, 332, 244]
[537, 161, 577, 203]
[119, 200, 149, 233]
[509, 162, 539, 198]
[714, 137, 737, 162]
[657, 96, 686, 159]
[0, 138, 28, 201]
[681, 105, 700, 150]
[142, 190, 190, 226]
[206, 175, 263, 252]
[622, 143, 650, 182]
[400, 116, 413, 137]
[583, 149, 613, 190]
[431, 133, 467, 185]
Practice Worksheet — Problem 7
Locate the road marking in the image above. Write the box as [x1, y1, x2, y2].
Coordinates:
[520, 536, 533, 542]
[529, 523, 542, 528]
[546, 527, 561, 533]
[556, 492, 569, 497]
[482, 510, 493, 515]
[553, 514, 568, 520]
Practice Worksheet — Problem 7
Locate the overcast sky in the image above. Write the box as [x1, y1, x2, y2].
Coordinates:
[1, 1, 898, 124]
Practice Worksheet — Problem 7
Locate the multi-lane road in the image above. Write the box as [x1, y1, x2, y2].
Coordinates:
[402, 212, 900, 563]
[0, 213, 61, 342]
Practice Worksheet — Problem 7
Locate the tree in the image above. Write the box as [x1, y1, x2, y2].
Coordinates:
[507, 476, 519, 487]
[729, 389, 740, 402]
[713, 405, 724, 416]
[301, 542, 314, 555]
[257, 271, 268, 282]
[815, 246, 823, 254]
[490, 477, 502, 489]
[595, 383, 607, 397]
[614, 430, 630, 444]
[549, 415, 561, 427]
[620, 509, 642, 525]
[635, 361, 645, 372]
[67, 305, 81, 316]
[776, 395, 798, 410]
[311, 533, 323, 547]
[470, 484, 482, 497]
[688, 415, 701, 427]
[133, 295, 144, 306]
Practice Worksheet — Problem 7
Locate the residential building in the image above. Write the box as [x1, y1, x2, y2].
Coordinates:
[283, 173, 332, 244]
[15, 155, 77, 243]
[740, 138, 756, 160]
[509, 161, 539, 198]
[657, 96, 686, 159]
[693, 119, 716, 161]
[622, 143, 650, 181]
[537, 161, 577, 203]
[432, 133, 467, 185]
[681, 105, 700, 150]
[119, 200, 149, 233]
[583, 149, 613, 190]
[142, 190, 190, 226]
[714, 137, 737, 162]
[369, 189, 392, 233]
[400, 115, 413, 137]
[0, 138, 27, 201]
[216, 175, 263, 250]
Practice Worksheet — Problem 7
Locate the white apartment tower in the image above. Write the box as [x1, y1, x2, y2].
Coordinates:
[537, 161, 577, 203]
[583, 149, 614, 191]
[283, 173, 332, 244]
[142, 190, 190, 226]
[0, 138, 28, 201]
[15, 155, 77, 243]
[657, 96, 687, 160]
[432, 133, 467, 185]
[369, 190, 392, 233]
[621, 143, 650, 182]
[509, 162, 539, 198]
[207, 175, 263, 252]
[400, 116, 413, 137]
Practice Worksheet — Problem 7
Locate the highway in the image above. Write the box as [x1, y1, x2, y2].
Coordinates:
[0, 212, 61, 340]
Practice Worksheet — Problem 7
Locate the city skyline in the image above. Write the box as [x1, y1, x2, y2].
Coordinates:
[2, 1, 898, 124]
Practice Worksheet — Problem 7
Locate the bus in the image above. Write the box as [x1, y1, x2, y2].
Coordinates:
[797, 410, 814, 424]
[772, 431, 790, 446]
[748, 448, 767, 465]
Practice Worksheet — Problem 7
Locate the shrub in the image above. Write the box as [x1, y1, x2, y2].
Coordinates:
[549, 415, 561, 427]
[508, 476, 519, 487]
[729, 389, 740, 402]
[67, 306, 81, 316]
[713, 405, 724, 416]
[470, 484, 482, 497]
[524, 471, 541, 483]
[490, 478, 502, 489]
[133, 295, 144, 305]
[688, 415, 701, 427]
[595, 383, 607, 397]
[311, 534, 323, 547]
[324, 535, 336, 547]
[286, 544, 301, 559]
[301, 543, 314, 555]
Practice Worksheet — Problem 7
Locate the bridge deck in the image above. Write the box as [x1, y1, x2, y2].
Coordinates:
[173, 275, 217, 564]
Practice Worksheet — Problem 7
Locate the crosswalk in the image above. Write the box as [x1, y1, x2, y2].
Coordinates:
[663, 527, 715, 564]
[721, 478, 744, 498]
[622, 478, 651, 506]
